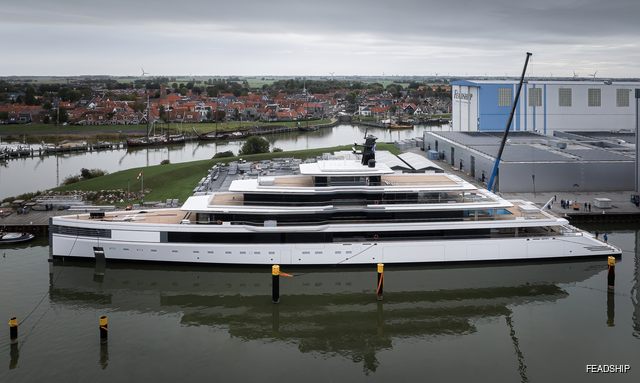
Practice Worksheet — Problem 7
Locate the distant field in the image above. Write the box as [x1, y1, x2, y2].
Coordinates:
[245, 78, 277, 88]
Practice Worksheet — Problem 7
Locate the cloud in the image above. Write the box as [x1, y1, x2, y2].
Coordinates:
[1, 0, 638, 76]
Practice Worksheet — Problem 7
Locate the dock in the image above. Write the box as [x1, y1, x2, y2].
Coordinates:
[0, 210, 70, 235]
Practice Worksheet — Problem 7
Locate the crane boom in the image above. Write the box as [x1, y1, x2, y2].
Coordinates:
[487, 52, 532, 192]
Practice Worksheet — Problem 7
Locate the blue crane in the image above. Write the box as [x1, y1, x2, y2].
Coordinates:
[487, 52, 532, 192]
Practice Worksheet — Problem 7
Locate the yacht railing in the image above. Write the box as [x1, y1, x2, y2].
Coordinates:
[192, 213, 553, 227]
[239, 196, 489, 207]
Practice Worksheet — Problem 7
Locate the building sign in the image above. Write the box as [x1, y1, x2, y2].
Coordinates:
[454, 90, 473, 101]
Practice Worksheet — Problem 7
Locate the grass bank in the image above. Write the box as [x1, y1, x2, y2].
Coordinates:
[53, 143, 400, 203]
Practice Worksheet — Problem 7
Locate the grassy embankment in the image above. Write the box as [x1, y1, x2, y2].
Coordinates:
[53, 143, 400, 203]
[0, 119, 332, 142]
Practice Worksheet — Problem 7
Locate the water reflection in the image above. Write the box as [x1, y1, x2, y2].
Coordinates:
[49, 260, 606, 373]
[635, 230, 639, 338]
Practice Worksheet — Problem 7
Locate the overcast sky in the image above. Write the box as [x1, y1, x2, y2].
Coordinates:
[1, 0, 639, 77]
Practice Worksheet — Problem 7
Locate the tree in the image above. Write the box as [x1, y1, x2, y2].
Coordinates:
[53, 108, 69, 124]
[214, 110, 226, 122]
[239, 136, 270, 155]
[25, 86, 37, 105]
[213, 150, 235, 158]
[345, 91, 358, 105]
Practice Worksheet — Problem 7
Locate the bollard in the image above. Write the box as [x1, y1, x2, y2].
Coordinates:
[99, 316, 108, 342]
[607, 256, 615, 290]
[272, 265, 280, 304]
[376, 263, 384, 301]
[9, 317, 18, 344]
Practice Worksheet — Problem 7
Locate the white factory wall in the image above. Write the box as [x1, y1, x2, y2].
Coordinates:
[451, 81, 638, 135]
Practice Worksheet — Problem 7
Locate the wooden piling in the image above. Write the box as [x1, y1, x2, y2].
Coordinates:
[99, 316, 108, 342]
[607, 256, 615, 290]
[8, 317, 18, 344]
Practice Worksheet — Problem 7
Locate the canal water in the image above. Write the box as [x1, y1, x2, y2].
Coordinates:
[0, 224, 638, 382]
[0, 124, 447, 200]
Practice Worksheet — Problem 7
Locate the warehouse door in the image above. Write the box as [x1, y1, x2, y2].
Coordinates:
[450, 147, 455, 166]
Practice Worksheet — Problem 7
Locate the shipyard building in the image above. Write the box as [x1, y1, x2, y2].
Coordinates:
[451, 80, 638, 135]
[422, 130, 636, 193]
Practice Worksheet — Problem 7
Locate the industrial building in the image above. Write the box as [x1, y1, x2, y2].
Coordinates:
[451, 80, 639, 135]
[423, 130, 636, 193]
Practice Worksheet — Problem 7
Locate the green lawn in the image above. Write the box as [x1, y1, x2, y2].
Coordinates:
[53, 143, 400, 203]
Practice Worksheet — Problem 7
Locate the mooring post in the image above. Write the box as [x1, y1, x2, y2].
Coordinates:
[607, 256, 615, 290]
[376, 263, 384, 301]
[272, 265, 280, 304]
[9, 317, 18, 344]
[99, 316, 108, 343]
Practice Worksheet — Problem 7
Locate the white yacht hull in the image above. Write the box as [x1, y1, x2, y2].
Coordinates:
[51, 230, 619, 265]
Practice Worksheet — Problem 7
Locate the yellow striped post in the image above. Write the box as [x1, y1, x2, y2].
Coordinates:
[99, 315, 108, 342]
[9, 317, 18, 343]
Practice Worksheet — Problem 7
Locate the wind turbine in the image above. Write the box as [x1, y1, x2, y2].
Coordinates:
[141, 67, 149, 77]
[572, 70, 579, 79]
[589, 70, 598, 79]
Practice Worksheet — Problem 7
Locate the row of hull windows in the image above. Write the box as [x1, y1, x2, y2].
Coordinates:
[166, 227, 553, 244]
[497, 87, 631, 108]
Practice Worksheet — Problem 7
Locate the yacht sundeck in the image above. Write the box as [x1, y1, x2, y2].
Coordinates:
[50, 136, 620, 264]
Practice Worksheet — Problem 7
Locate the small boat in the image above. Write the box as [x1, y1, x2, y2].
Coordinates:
[126, 135, 166, 147]
[298, 125, 319, 132]
[167, 134, 186, 144]
[389, 123, 413, 129]
[0, 232, 35, 244]
[91, 141, 114, 150]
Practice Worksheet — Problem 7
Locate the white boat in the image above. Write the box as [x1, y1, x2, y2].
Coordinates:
[0, 232, 35, 244]
[50, 136, 620, 265]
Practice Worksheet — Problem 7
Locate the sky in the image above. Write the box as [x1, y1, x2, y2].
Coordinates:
[1, 0, 639, 77]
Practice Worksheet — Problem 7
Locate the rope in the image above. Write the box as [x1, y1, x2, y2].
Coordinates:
[505, 313, 529, 383]
[12, 233, 79, 349]
[16, 266, 65, 351]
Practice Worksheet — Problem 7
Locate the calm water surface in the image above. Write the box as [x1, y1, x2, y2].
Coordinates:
[0, 124, 448, 199]
[0, 224, 638, 382]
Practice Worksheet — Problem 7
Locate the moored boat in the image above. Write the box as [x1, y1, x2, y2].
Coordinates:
[0, 232, 35, 244]
[50, 135, 620, 265]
